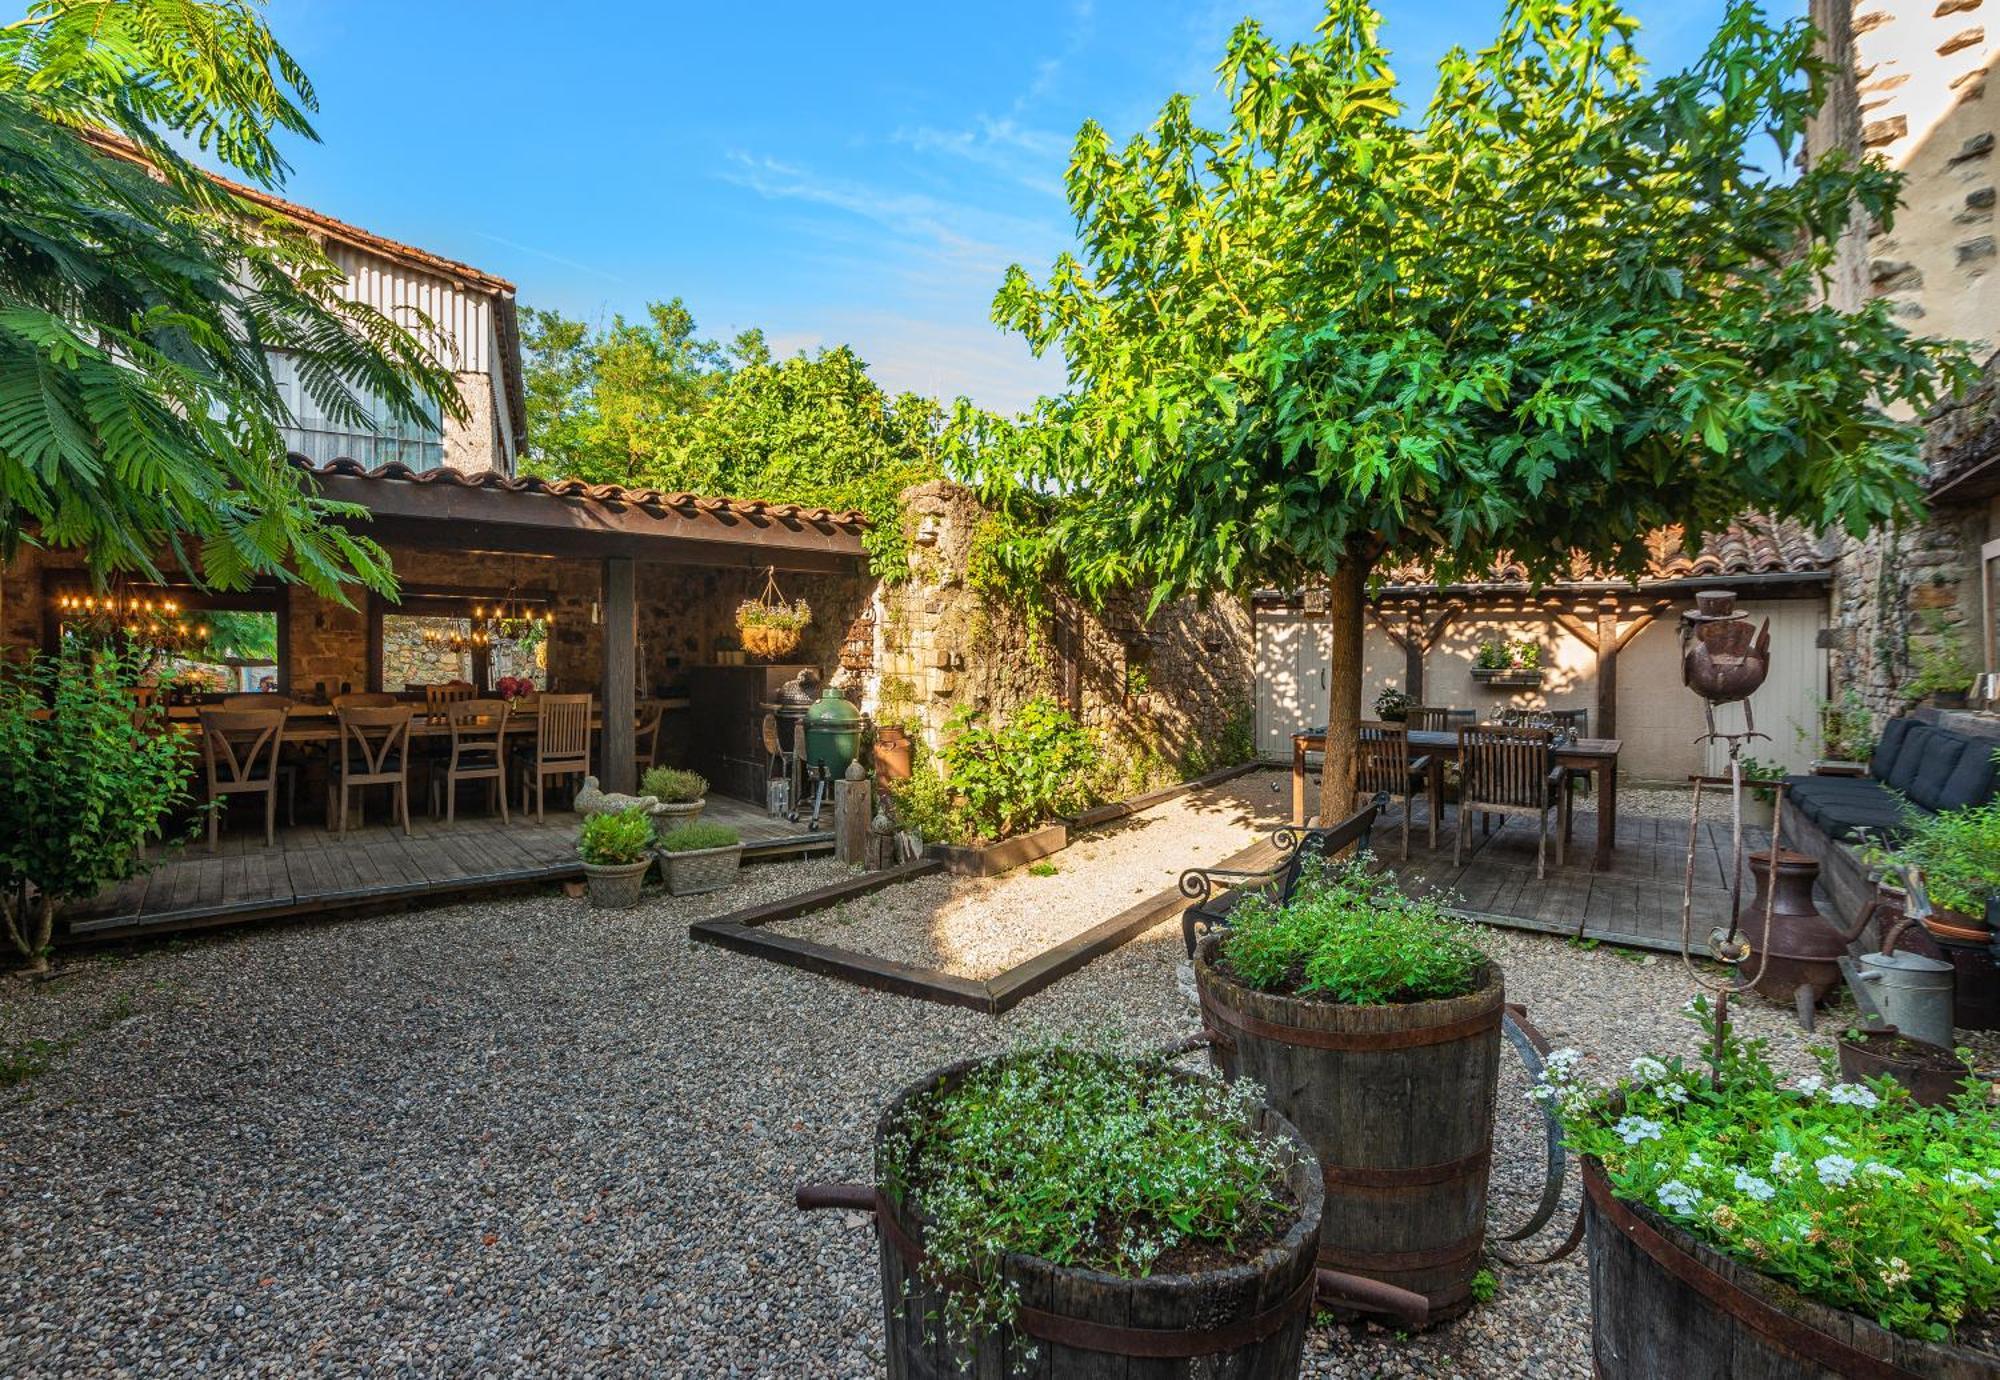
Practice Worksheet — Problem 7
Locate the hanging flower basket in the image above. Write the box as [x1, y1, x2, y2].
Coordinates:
[737, 568, 812, 662]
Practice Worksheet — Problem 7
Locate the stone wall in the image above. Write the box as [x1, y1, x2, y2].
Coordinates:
[443, 370, 502, 477]
[860, 481, 1255, 785]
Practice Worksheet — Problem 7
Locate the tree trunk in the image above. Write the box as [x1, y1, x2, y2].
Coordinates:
[3, 888, 53, 976]
[1315, 556, 1368, 828]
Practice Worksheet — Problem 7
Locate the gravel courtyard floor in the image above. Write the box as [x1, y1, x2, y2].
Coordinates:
[768, 770, 1290, 977]
[0, 834, 1944, 1378]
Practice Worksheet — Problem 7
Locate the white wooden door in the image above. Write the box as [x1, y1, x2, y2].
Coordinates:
[1254, 610, 1331, 760]
[1700, 599, 1828, 777]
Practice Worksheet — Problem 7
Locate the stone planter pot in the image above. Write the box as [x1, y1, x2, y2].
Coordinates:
[1195, 938, 1503, 1323]
[660, 843, 743, 896]
[582, 857, 653, 910]
[650, 798, 706, 834]
[1584, 1158, 1997, 1377]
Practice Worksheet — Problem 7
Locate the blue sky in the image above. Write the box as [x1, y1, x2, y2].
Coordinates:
[265, 0, 1793, 414]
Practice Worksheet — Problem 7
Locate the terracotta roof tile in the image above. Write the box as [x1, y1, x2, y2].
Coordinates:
[1378, 516, 1828, 588]
[290, 455, 872, 529]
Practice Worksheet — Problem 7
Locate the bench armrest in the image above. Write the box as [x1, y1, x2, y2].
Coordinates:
[1177, 864, 1284, 907]
[1812, 759, 1869, 778]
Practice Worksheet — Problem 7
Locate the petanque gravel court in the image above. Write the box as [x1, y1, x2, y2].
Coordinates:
[0, 778, 1883, 1379]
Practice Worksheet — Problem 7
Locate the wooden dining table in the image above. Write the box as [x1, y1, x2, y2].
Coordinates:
[1291, 727, 1624, 870]
[165, 703, 603, 743]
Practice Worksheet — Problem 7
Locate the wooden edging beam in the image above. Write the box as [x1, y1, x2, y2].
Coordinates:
[690, 834, 1280, 1014]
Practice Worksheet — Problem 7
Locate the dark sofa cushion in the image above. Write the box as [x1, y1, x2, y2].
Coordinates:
[1905, 732, 1972, 813]
[1884, 726, 1935, 794]
[1870, 717, 1918, 781]
[1785, 776, 1913, 844]
[1936, 744, 1999, 813]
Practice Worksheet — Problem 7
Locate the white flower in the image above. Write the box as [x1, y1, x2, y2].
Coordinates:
[1816, 1154, 1858, 1188]
[1685, 1152, 1707, 1170]
[1657, 1180, 1702, 1214]
[1860, 1162, 1904, 1180]
[1876, 1256, 1913, 1288]
[1615, 1116, 1665, 1146]
[1658, 1082, 1689, 1105]
[1770, 1151, 1802, 1181]
[1826, 1083, 1879, 1109]
[1734, 1170, 1776, 1202]
[1545, 1047, 1583, 1075]
[1949, 1168, 1989, 1188]
[1630, 1056, 1668, 1084]
[1792, 1075, 1824, 1097]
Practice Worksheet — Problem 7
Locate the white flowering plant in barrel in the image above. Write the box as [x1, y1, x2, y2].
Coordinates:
[1536, 996, 2000, 1341]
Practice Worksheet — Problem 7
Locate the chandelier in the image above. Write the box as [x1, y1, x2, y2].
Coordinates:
[419, 585, 551, 655]
[52, 586, 212, 655]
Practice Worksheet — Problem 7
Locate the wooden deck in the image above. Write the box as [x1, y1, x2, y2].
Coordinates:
[64, 794, 831, 941]
[1371, 801, 1776, 952]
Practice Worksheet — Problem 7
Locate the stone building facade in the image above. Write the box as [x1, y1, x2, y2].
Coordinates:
[1809, 0, 2000, 724]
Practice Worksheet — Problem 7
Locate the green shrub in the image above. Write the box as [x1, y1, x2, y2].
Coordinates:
[0, 650, 193, 973]
[1905, 609, 1975, 701]
[1809, 690, 1875, 762]
[1891, 801, 2000, 918]
[577, 808, 654, 865]
[881, 1044, 1290, 1345]
[1219, 858, 1486, 1004]
[888, 697, 1103, 843]
[1538, 996, 1999, 1342]
[1185, 697, 1257, 776]
[657, 821, 741, 853]
[640, 766, 708, 803]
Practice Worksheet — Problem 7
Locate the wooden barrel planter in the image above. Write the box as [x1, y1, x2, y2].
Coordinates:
[797, 1054, 1427, 1378]
[1584, 1159, 2000, 1378]
[1194, 937, 1503, 1323]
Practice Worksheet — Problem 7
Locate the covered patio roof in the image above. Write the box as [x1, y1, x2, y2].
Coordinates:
[297, 457, 871, 574]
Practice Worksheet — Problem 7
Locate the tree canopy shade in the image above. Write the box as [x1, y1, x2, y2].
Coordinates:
[974, 0, 1974, 813]
[0, 0, 461, 599]
[520, 304, 943, 574]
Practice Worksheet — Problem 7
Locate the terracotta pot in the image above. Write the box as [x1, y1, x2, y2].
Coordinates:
[872, 726, 912, 781]
[1835, 1026, 1971, 1107]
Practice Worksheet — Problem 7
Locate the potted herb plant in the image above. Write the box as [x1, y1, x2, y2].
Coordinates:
[1540, 996, 2000, 1377]
[641, 766, 708, 830]
[1194, 859, 1501, 1321]
[656, 820, 743, 895]
[576, 807, 655, 909]
[797, 1044, 1425, 1373]
[1733, 755, 1786, 830]
[1470, 638, 1543, 687]
[1890, 801, 2000, 935]
[1374, 686, 1415, 722]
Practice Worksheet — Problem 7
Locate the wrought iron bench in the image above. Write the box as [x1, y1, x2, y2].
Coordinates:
[1178, 800, 1380, 957]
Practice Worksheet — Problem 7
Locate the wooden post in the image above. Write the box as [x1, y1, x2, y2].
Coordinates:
[602, 556, 637, 794]
[1596, 598, 1620, 741]
[834, 761, 871, 865]
[1404, 607, 1427, 703]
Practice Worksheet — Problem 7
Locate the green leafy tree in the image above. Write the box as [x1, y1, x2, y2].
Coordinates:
[976, 0, 1973, 818]
[0, 650, 193, 973]
[0, 0, 462, 598]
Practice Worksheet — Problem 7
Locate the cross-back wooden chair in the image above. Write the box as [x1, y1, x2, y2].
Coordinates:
[1357, 719, 1437, 859]
[197, 706, 290, 851]
[1406, 705, 1456, 733]
[522, 693, 592, 822]
[329, 704, 414, 835]
[634, 700, 665, 775]
[333, 691, 399, 709]
[433, 698, 510, 823]
[1456, 723, 1568, 878]
[221, 693, 291, 710]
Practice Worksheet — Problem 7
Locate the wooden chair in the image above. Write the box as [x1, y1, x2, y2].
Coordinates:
[1456, 724, 1568, 878]
[433, 699, 510, 823]
[634, 700, 665, 774]
[522, 693, 592, 822]
[425, 679, 476, 724]
[1407, 706, 1456, 733]
[197, 706, 290, 851]
[329, 704, 414, 835]
[333, 691, 399, 709]
[1357, 720, 1437, 860]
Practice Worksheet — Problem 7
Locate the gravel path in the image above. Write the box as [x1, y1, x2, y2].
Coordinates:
[769, 770, 1291, 977]
[0, 843, 1963, 1377]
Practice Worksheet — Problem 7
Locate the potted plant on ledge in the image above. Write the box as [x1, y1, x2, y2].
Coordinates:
[1540, 996, 2000, 1377]
[657, 821, 743, 895]
[1470, 638, 1543, 688]
[641, 767, 708, 831]
[576, 807, 655, 909]
[1194, 859, 1501, 1322]
[1374, 686, 1415, 723]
